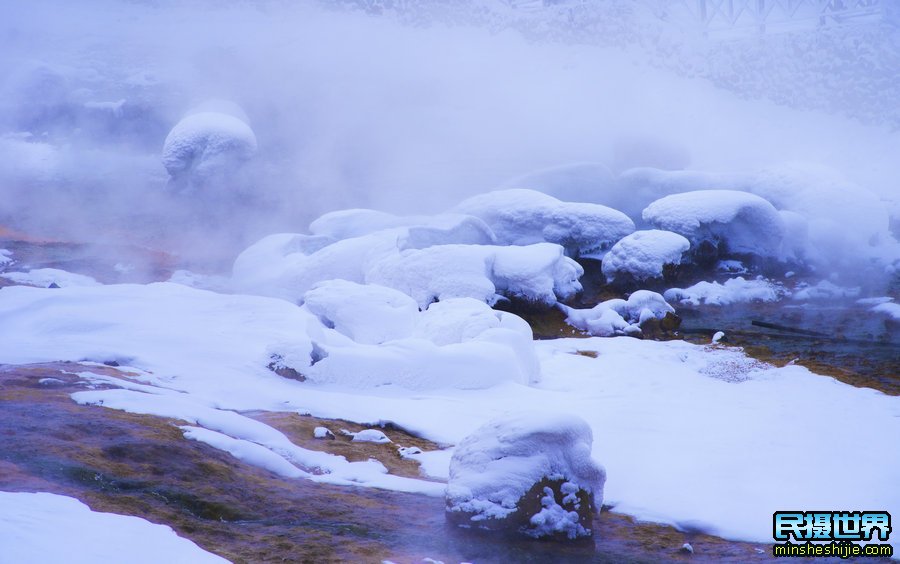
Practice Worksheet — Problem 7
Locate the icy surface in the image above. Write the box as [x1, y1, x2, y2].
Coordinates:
[454, 189, 634, 256]
[601, 230, 690, 281]
[665, 277, 787, 306]
[643, 190, 784, 257]
[446, 412, 604, 526]
[0, 491, 228, 564]
[792, 280, 861, 301]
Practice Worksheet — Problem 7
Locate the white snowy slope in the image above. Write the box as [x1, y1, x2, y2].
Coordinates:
[601, 230, 690, 281]
[642, 190, 785, 257]
[1, 283, 897, 545]
[0, 491, 229, 564]
[453, 188, 635, 256]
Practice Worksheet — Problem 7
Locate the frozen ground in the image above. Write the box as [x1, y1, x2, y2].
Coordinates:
[0, 281, 897, 545]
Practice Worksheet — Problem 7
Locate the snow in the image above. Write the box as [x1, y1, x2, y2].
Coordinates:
[446, 412, 604, 527]
[0, 491, 228, 564]
[561, 290, 674, 337]
[601, 230, 690, 281]
[313, 426, 334, 439]
[161, 110, 257, 183]
[792, 280, 861, 301]
[0, 268, 100, 288]
[1, 283, 898, 545]
[642, 190, 785, 257]
[0, 249, 12, 268]
[665, 277, 787, 306]
[711, 331, 725, 344]
[303, 280, 419, 345]
[526, 486, 590, 539]
[367, 243, 583, 308]
[872, 302, 900, 321]
[350, 429, 392, 444]
[454, 189, 634, 256]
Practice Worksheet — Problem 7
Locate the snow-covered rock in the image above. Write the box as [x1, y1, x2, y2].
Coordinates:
[366, 243, 583, 308]
[665, 277, 787, 306]
[162, 107, 257, 187]
[313, 426, 335, 440]
[348, 429, 392, 443]
[791, 280, 860, 301]
[561, 290, 675, 337]
[300, 297, 541, 389]
[454, 189, 634, 256]
[233, 215, 502, 304]
[601, 230, 690, 282]
[872, 302, 900, 321]
[303, 280, 419, 345]
[446, 412, 605, 539]
[643, 190, 785, 258]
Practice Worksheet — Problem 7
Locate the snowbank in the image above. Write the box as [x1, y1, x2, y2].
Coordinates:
[561, 290, 675, 337]
[446, 412, 605, 538]
[0, 492, 227, 564]
[665, 277, 786, 306]
[601, 230, 690, 281]
[0, 268, 100, 288]
[643, 190, 784, 258]
[454, 189, 634, 256]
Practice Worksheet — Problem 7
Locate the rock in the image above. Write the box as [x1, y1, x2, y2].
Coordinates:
[266, 354, 306, 382]
[446, 412, 605, 540]
[711, 331, 725, 344]
[313, 427, 335, 440]
[681, 542, 694, 554]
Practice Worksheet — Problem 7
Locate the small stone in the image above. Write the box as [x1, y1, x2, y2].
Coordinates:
[313, 427, 335, 440]
[48, 282, 61, 289]
[711, 331, 725, 344]
[398, 446, 422, 458]
[680, 542, 694, 554]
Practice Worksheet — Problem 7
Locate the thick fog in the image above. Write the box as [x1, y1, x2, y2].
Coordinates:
[1, 0, 898, 268]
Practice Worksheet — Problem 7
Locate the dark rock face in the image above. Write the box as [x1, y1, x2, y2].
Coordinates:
[266, 354, 306, 382]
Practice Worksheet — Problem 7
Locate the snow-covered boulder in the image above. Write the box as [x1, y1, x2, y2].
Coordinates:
[664, 277, 787, 306]
[454, 189, 634, 256]
[601, 230, 690, 282]
[298, 297, 541, 389]
[233, 215, 500, 304]
[561, 290, 676, 337]
[446, 412, 605, 539]
[642, 190, 785, 259]
[365, 243, 583, 308]
[162, 105, 257, 188]
[303, 280, 419, 345]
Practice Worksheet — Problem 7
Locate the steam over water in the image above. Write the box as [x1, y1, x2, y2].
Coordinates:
[1, 0, 898, 267]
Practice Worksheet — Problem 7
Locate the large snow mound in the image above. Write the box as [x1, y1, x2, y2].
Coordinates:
[446, 412, 605, 529]
[162, 110, 257, 183]
[454, 188, 634, 256]
[643, 190, 784, 257]
[0, 491, 228, 564]
[601, 230, 690, 281]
